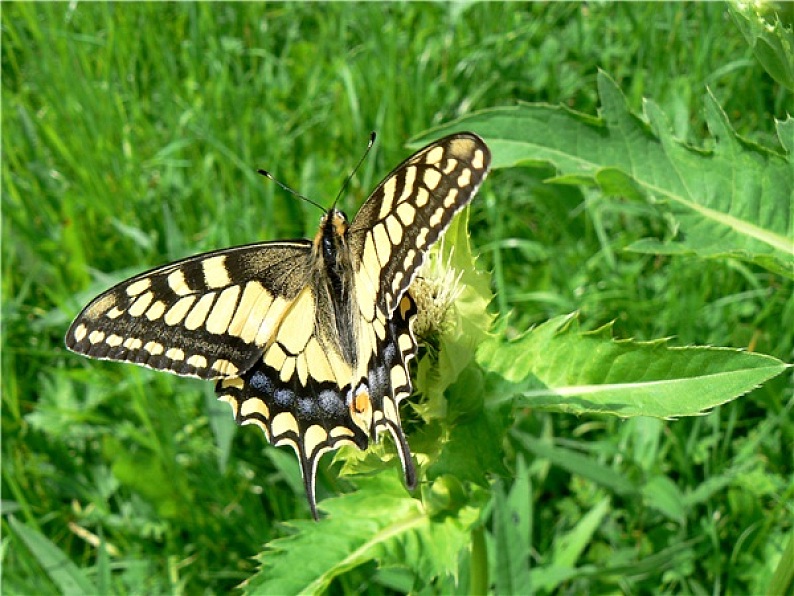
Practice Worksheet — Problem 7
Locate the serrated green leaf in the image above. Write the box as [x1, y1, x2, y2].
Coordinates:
[245, 474, 479, 595]
[729, 3, 794, 92]
[478, 314, 789, 418]
[9, 516, 98, 595]
[418, 72, 794, 278]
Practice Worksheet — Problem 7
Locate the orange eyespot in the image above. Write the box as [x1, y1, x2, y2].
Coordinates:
[353, 389, 371, 414]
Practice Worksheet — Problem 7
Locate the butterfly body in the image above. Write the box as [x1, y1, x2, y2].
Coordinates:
[67, 132, 491, 518]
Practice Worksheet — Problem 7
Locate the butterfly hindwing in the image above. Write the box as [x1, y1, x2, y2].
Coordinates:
[66, 241, 313, 380]
[215, 291, 419, 519]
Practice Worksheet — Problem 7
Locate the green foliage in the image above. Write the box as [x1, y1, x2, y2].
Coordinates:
[8, 516, 97, 595]
[479, 313, 788, 417]
[731, 2, 794, 92]
[422, 72, 793, 278]
[3, 3, 792, 595]
[246, 474, 480, 594]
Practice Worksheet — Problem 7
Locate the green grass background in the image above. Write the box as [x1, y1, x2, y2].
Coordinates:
[3, 2, 792, 593]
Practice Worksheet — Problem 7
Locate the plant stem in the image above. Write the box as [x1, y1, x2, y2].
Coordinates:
[470, 524, 488, 595]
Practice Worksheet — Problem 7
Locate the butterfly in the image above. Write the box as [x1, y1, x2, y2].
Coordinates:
[66, 132, 491, 518]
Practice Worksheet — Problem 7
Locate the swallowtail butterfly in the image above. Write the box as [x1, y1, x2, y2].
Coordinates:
[66, 132, 491, 518]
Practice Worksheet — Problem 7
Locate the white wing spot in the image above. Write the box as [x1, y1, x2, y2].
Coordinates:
[429, 207, 445, 228]
[378, 177, 397, 220]
[396, 202, 415, 225]
[373, 225, 392, 267]
[187, 354, 208, 369]
[279, 356, 296, 383]
[330, 426, 355, 438]
[165, 295, 196, 326]
[304, 425, 329, 458]
[386, 216, 403, 245]
[457, 168, 472, 188]
[403, 248, 416, 271]
[373, 317, 386, 341]
[145, 300, 167, 321]
[105, 334, 123, 347]
[166, 348, 185, 361]
[472, 149, 485, 170]
[416, 228, 429, 249]
[125, 278, 151, 297]
[241, 397, 270, 419]
[74, 324, 88, 342]
[206, 285, 241, 334]
[184, 292, 216, 330]
[271, 411, 299, 438]
[296, 353, 308, 386]
[443, 187, 459, 208]
[202, 255, 231, 289]
[305, 338, 334, 383]
[392, 271, 404, 294]
[212, 359, 239, 376]
[423, 168, 442, 190]
[264, 342, 287, 370]
[144, 341, 164, 356]
[128, 291, 154, 317]
[123, 337, 142, 350]
[398, 167, 418, 202]
[425, 146, 444, 164]
[391, 364, 409, 390]
[167, 269, 193, 296]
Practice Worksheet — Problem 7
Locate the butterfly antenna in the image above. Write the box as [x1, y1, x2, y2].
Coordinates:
[331, 131, 377, 210]
[257, 169, 326, 213]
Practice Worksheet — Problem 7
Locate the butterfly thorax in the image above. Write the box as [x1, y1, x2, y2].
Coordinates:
[312, 209, 358, 368]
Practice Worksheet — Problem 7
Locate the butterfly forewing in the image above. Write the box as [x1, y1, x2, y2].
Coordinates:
[349, 133, 491, 318]
[66, 241, 312, 380]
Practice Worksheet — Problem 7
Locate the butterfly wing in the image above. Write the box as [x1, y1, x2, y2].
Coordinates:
[66, 241, 313, 380]
[348, 132, 491, 320]
[215, 291, 419, 519]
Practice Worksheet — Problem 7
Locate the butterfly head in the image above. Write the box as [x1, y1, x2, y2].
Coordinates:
[314, 208, 350, 264]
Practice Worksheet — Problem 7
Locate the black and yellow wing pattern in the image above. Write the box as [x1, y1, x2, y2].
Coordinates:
[66, 132, 491, 518]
